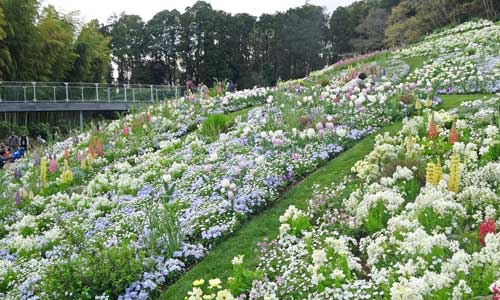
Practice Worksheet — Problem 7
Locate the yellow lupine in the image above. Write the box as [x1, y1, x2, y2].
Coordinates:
[40, 157, 47, 187]
[406, 134, 415, 154]
[415, 99, 422, 110]
[61, 159, 73, 184]
[448, 154, 460, 193]
[433, 162, 443, 186]
[426, 162, 443, 186]
[424, 95, 433, 108]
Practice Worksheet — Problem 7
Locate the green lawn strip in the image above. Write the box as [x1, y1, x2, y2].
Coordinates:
[159, 93, 490, 299]
[401, 56, 426, 79]
[439, 93, 495, 110]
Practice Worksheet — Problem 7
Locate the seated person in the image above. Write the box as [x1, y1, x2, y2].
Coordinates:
[355, 73, 368, 90]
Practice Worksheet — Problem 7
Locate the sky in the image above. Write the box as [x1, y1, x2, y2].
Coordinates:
[42, 0, 356, 24]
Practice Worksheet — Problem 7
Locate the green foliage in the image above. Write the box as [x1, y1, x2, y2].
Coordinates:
[144, 185, 183, 257]
[364, 200, 390, 234]
[480, 142, 500, 165]
[41, 241, 143, 300]
[199, 114, 233, 141]
[227, 257, 262, 296]
[0, 268, 16, 293]
[319, 78, 330, 87]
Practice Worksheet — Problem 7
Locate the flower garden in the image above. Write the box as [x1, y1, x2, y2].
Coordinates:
[0, 20, 499, 300]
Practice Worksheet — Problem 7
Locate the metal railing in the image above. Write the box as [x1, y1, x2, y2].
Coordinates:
[0, 82, 185, 103]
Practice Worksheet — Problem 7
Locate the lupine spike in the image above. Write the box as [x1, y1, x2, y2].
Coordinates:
[448, 154, 460, 193]
[428, 113, 438, 139]
[40, 157, 47, 187]
[449, 121, 459, 144]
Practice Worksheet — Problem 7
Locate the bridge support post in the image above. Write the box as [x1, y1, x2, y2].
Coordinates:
[95, 83, 99, 102]
[65, 83, 69, 101]
[32, 82, 36, 102]
[79, 110, 83, 132]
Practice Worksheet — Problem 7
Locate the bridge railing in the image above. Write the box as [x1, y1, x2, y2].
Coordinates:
[0, 82, 186, 103]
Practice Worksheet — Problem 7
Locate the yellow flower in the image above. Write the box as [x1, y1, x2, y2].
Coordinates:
[426, 162, 443, 186]
[61, 159, 73, 184]
[215, 290, 234, 300]
[406, 135, 415, 154]
[424, 95, 432, 108]
[40, 157, 47, 187]
[208, 278, 222, 289]
[448, 154, 460, 193]
[415, 99, 422, 110]
[193, 279, 205, 287]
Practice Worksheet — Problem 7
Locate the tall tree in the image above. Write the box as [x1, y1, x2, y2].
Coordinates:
[35, 6, 78, 81]
[330, 7, 354, 57]
[144, 9, 181, 84]
[1, 0, 39, 81]
[106, 14, 144, 84]
[351, 8, 388, 53]
[70, 20, 111, 82]
[0, 6, 11, 80]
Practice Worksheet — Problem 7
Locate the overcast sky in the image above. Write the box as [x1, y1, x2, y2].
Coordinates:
[42, 0, 356, 23]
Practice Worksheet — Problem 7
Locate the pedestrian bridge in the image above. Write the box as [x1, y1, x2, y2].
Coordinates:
[0, 82, 184, 112]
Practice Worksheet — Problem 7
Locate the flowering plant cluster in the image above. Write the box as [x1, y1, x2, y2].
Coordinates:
[0, 55, 414, 299]
[203, 96, 500, 300]
[402, 20, 500, 94]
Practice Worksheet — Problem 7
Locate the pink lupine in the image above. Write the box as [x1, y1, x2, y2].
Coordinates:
[122, 125, 130, 135]
[48, 158, 58, 173]
[479, 219, 496, 246]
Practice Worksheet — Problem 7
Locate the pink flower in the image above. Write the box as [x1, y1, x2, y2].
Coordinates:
[491, 281, 500, 300]
[479, 219, 496, 246]
[48, 159, 58, 173]
[292, 153, 300, 160]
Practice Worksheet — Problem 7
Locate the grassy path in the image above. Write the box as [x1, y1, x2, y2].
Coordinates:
[160, 93, 494, 300]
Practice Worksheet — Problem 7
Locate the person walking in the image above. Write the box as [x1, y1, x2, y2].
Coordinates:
[20, 134, 30, 152]
[8, 132, 19, 152]
[200, 82, 209, 100]
[217, 81, 223, 96]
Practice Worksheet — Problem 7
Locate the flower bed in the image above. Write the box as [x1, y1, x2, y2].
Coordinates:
[195, 96, 500, 300]
[401, 20, 500, 94]
[0, 59, 416, 299]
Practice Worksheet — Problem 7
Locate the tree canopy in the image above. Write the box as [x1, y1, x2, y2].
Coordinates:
[0, 0, 497, 87]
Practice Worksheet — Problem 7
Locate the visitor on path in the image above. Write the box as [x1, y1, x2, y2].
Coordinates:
[227, 81, 235, 93]
[53, 130, 61, 143]
[186, 79, 196, 93]
[217, 81, 223, 96]
[3, 146, 10, 159]
[0, 145, 5, 169]
[11, 147, 25, 162]
[8, 132, 19, 152]
[20, 134, 29, 152]
[36, 135, 46, 145]
[200, 82, 209, 100]
[355, 73, 368, 90]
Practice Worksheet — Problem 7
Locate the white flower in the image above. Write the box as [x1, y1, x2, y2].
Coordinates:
[231, 255, 244, 266]
[311, 249, 327, 266]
